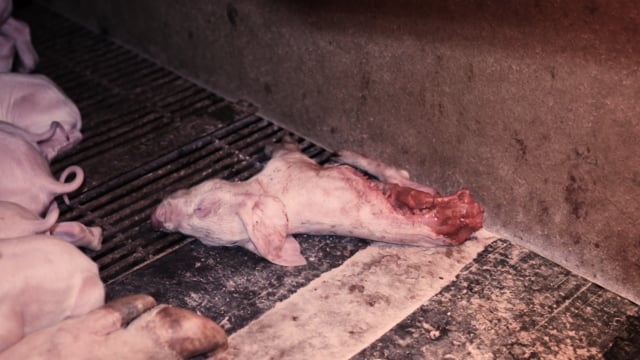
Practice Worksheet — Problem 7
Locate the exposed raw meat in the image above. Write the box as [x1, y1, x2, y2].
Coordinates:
[151, 139, 484, 266]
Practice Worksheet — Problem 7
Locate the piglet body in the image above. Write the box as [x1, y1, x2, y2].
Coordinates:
[0, 235, 105, 352]
[152, 141, 484, 266]
[0, 73, 81, 160]
[0, 127, 84, 215]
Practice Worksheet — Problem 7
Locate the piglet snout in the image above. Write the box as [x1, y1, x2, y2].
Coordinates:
[150, 205, 166, 231]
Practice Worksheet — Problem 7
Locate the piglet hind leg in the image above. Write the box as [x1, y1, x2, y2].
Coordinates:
[50, 221, 103, 250]
[264, 134, 301, 157]
[335, 150, 439, 195]
[0, 294, 228, 360]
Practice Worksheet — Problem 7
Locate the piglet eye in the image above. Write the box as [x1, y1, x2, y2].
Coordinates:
[193, 206, 211, 218]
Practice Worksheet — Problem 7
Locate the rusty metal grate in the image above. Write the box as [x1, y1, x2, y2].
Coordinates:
[62, 115, 332, 283]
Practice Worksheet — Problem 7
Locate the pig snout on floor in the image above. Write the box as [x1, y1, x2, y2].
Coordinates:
[150, 203, 168, 231]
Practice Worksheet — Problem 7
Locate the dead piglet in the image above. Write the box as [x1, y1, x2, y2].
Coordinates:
[151, 140, 484, 266]
[0, 294, 229, 360]
[0, 0, 38, 73]
[0, 235, 105, 352]
[0, 73, 81, 160]
[0, 127, 84, 215]
[0, 201, 103, 250]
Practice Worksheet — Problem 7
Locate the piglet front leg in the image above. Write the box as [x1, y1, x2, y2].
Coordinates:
[0, 17, 37, 72]
[336, 149, 439, 195]
[0, 294, 229, 360]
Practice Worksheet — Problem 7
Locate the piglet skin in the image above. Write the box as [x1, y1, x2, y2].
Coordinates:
[151, 140, 484, 266]
[0, 294, 228, 360]
[0, 235, 105, 351]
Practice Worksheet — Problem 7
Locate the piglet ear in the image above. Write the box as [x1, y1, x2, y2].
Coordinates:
[272, 235, 307, 266]
[237, 195, 306, 266]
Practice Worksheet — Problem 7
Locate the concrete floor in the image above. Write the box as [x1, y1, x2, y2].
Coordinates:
[20, 5, 640, 359]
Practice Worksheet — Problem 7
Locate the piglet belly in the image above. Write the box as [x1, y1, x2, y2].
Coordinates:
[280, 169, 482, 247]
[279, 171, 421, 239]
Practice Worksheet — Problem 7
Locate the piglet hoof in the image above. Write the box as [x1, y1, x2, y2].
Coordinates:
[103, 294, 158, 327]
[265, 135, 300, 157]
[431, 189, 484, 245]
[128, 305, 229, 359]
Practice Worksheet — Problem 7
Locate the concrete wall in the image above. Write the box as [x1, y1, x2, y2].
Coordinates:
[38, 0, 640, 303]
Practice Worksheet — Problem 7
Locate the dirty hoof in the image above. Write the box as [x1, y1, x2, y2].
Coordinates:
[129, 305, 228, 358]
[103, 294, 157, 326]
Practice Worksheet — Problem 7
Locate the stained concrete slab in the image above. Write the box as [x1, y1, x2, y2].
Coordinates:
[354, 239, 640, 359]
[34, 0, 640, 305]
[216, 234, 494, 360]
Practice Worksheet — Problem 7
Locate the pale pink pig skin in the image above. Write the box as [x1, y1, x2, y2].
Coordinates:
[0, 235, 105, 352]
[0, 119, 63, 157]
[0, 201, 103, 250]
[0, 128, 84, 216]
[0, 200, 58, 238]
[0, 294, 229, 360]
[0, 73, 81, 161]
[0, 0, 38, 73]
[151, 142, 484, 266]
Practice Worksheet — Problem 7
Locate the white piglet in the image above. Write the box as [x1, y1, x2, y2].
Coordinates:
[0, 73, 82, 160]
[151, 139, 484, 266]
[0, 235, 105, 352]
[0, 126, 84, 215]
